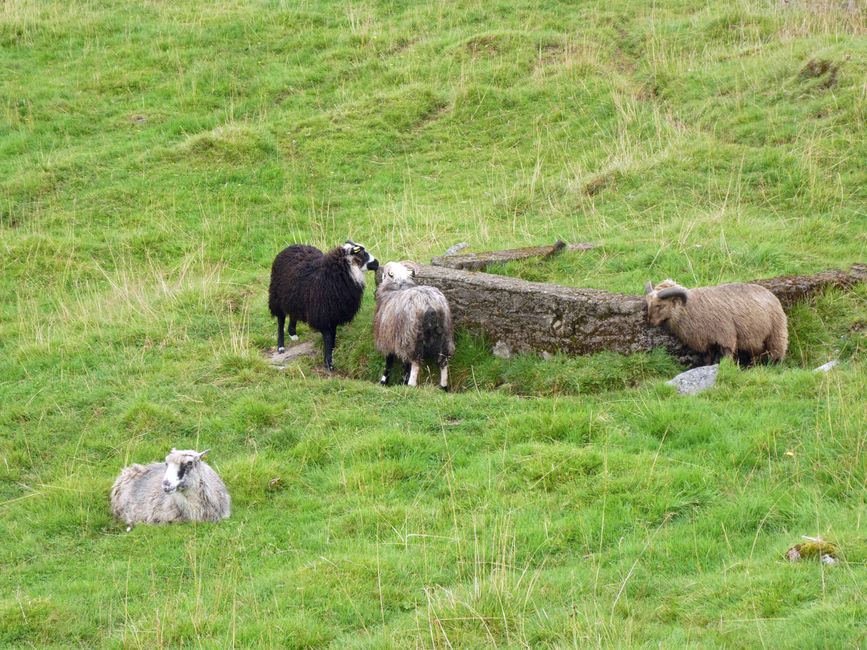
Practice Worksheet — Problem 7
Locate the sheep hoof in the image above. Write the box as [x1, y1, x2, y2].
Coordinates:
[277, 347, 285, 353]
[439, 385, 449, 392]
[289, 335, 299, 341]
[379, 376, 388, 385]
[125, 525, 132, 532]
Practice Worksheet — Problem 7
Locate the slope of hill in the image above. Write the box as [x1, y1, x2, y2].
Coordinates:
[1, 1, 864, 646]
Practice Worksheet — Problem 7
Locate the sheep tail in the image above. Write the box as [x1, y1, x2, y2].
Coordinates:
[421, 306, 439, 337]
[420, 307, 449, 366]
[766, 316, 789, 362]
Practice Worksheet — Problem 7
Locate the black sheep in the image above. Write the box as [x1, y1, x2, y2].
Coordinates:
[268, 241, 379, 371]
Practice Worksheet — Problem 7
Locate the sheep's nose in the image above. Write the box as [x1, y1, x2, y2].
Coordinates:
[162, 481, 174, 493]
[366, 258, 379, 271]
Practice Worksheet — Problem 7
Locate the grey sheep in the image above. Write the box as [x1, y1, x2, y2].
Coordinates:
[374, 261, 455, 389]
[110, 449, 231, 527]
[645, 279, 788, 365]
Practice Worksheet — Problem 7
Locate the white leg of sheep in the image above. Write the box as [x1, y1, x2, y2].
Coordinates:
[407, 362, 420, 387]
[439, 366, 448, 390]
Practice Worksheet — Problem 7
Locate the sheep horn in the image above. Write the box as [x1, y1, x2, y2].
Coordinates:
[644, 281, 653, 295]
[197, 449, 210, 459]
[656, 286, 688, 304]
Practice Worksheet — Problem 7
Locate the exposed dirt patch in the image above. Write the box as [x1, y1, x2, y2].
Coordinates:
[635, 82, 660, 101]
[275, 86, 300, 104]
[412, 101, 451, 131]
[799, 58, 839, 89]
[583, 173, 616, 196]
[465, 34, 502, 58]
[531, 42, 597, 79]
[538, 42, 566, 63]
[385, 36, 419, 56]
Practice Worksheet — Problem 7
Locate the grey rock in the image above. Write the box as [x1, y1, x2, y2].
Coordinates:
[265, 341, 317, 369]
[666, 364, 719, 395]
[814, 359, 839, 373]
[492, 340, 512, 359]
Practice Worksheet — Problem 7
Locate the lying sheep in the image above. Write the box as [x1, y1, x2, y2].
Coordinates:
[374, 261, 455, 389]
[110, 449, 230, 527]
[644, 279, 788, 365]
[269, 241, 379, 371]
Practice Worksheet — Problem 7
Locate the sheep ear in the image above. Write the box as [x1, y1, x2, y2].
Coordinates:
[644, 281, 653, 295]
[171, 448, 177, 453]
[197, 449, 210, 460]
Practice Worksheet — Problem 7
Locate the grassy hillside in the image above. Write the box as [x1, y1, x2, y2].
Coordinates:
[1, 0, 865, 647]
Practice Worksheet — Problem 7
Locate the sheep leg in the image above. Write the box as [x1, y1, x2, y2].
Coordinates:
[407, 362, 420, 387]
[439, 364, 449, 392]
[322, 328, 336, 371]
[276, 313, 286, 353]
[380, 354, 396, 385]
[402, 363, 411, 384]
[288, 317, 299, 342]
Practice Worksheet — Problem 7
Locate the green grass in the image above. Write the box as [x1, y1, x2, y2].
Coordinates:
[1, 0, 866, 647]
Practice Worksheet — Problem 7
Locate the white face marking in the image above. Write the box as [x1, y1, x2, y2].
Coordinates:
[343, 242, 371, 285]
[349, 261, 365, 286]
[382, 261, 413, 286]
[162, 461, 183, 493]
[162, 451, 201, 493]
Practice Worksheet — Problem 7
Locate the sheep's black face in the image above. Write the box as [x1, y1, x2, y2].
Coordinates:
[344, 241, 379, 272]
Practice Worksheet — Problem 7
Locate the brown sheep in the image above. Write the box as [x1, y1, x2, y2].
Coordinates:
[644, 279, 788, 365]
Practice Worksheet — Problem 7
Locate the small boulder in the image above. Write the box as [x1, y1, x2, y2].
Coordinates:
[785, 536, 839, 565]
[492, 340, 512, 359]
[666, 364, 719, 395]
[265, 341, 317, 370]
